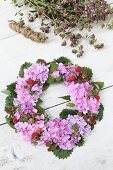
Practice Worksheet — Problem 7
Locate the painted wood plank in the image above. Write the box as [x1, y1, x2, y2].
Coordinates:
[0, 31, 113, 124]
[0, 0, 113, 42]
[0, 0, 39, 40]
[0, 87, 113, 170]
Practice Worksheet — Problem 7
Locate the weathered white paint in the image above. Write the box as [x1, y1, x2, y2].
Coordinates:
[0, 88, 113, 170]
[0, 0, 113, 169]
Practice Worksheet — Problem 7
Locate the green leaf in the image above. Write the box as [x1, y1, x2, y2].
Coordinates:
[19, 62, 31, 77]
[38, 98, 43, 103]
[77, 136, 84, 147]
[50, 61, 58, 73]
[2, 89, 11, 96]
[5, 95, 14, 112]
[93, 82, 104, 90]
[2, 82, 16, 97]
[59, 95, 70, 100]
[36, 103, 45, 114]
[66, 102, 75, 107]
[46, 75, 55, 84]
[5, 115, 15, 129]
[43, 83, 50, 91]
[91, 125, 94, 130]
[53, 147, 73, 159]
[55, 57, 71, 64]
[82, 67, 93, 80]
[36, 59, 46, 63]
[97, 103, 104, 121]
[60, 109, 77, 119]
[7, 83, 16, 97]
[92, 90, 99, 96]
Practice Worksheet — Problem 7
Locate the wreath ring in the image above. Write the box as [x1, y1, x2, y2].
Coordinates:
[3, 57, 104, 159]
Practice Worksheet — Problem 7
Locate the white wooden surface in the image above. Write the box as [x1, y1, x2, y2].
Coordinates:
[0, 0, 113, 169]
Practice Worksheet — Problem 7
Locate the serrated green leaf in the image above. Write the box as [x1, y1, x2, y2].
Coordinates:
[7, 82, 16, 97]
[5, 115, 15, 129]
[97, 103, 104, 121]
[60, 109, 77, 119]
[82, 67, 93, 80]
[36, 103, 45, 114]
[77, 136, 84, 147]
[19, 62, 31, 77]
[94, 82, 104, 90]
[53, 147, 73, 159]
[55, 57, 71, 64]
[50, 61, 58, 73]
[2, 89, 11, 96]
[66, 102, 75, 107]
[5, 95, 14, 112]
[59, 95, 70, 100]
[36, 59, 46, 63]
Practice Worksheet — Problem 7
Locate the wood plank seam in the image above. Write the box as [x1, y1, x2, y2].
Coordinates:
[0, 84, 113, 127]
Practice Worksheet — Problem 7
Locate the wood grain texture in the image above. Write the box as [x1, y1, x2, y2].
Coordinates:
[0, 1, 113, 169]
[0, 88, 113, 170]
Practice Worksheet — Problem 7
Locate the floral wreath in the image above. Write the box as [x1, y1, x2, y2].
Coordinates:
[3, 57, 104, 159]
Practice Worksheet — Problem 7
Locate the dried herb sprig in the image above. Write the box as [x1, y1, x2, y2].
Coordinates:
[9, 20, 48, 43]
[87, 34, 104, 49]
[11, 0, 113, 55]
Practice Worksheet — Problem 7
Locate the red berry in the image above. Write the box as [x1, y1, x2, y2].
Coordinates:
[36, 128, 42, 133]
[95, 95, 100, 101]
[12, 117, 18, 124]
[76, 66, 82, 72]
[31, 132, 37, 139]
[69, 75, 76, 81]
[26, 79, 36, 86]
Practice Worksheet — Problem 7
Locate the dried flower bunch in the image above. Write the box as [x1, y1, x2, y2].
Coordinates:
[11, 0, 113, 56]
[3, 57, 104, 159]
[9, 20, 48, 43]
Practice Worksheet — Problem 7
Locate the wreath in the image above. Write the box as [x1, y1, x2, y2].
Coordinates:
[3, 57, 104, 159]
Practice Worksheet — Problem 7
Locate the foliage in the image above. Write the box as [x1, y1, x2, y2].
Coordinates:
[5, 95, 14, 112]
[36, 103, 45, 114]
[5, 115, 15, 129]
[82, 67, 93, 80]
[97, 103, 104, 121]
[19, 62, 31, 77]
[55, 57, 71, 64]
[77, 136, 85, 147]
[53, 147, 73, 159]
[60, 109, 77, 119]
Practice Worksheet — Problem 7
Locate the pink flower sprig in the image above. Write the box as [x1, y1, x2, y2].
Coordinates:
[13, 63, 49, 115]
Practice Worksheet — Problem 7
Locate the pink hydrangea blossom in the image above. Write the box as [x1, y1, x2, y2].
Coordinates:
[58, 63, 67, 74]
[39, 115, 91, 150]
[24, 63, 49, 84]
[67, 82, 100, 114]
[15, 114, 45, 142]
[13, 63, 49, 114]
[51, 71, 60, 78]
